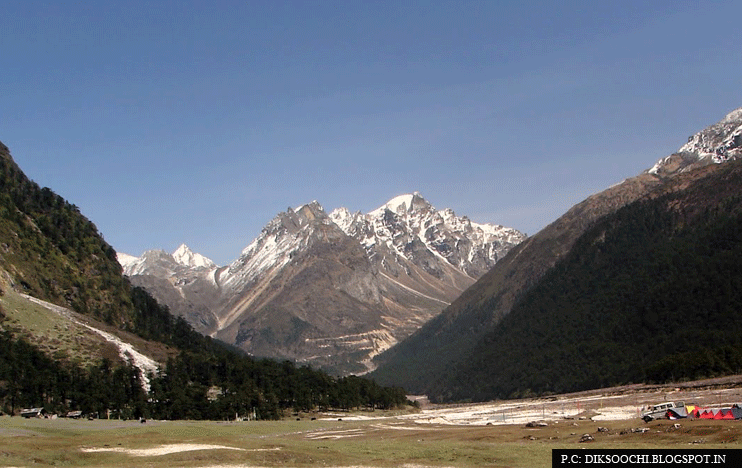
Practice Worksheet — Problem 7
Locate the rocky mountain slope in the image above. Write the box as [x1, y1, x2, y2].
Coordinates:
[370, 106, 742, 396]
[117, 245, 221, 332]
[121, 194, 524, 374]
[649, 107, 742, 176]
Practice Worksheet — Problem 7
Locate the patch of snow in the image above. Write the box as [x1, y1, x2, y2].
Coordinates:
[21, 294, 160, 392]
[329, 207, 354, 234]
[116, 252, 139, 269]
[80, 444, 261, 456]
[720, 107, 742, 123]
[399, 393, 644, 426]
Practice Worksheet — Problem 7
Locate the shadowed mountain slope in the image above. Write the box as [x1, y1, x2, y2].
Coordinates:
[370, 107, 742, 398]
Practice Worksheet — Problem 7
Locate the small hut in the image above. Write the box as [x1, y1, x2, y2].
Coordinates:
[20, 408, 44, 418]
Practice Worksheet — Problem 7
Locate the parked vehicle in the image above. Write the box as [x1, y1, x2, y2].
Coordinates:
[642, 401, 684, 422]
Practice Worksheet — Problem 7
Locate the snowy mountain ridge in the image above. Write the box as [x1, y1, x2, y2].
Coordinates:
[117, 244, 215, 277]
[119, 193, 525, 374]
[649, 107, 742, 175]
[329, 192, 524, 275]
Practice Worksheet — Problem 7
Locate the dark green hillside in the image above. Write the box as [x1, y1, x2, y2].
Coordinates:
[370, 171, 661, 394]
[0, 322, 409, 419]
[0, 142, 132, 323]
[429, 160, 742, 402]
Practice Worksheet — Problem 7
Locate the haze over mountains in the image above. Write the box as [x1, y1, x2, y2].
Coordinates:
[119, 194, 525, 375]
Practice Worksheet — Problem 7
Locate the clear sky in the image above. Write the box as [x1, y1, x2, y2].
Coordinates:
[3, 0, 741, 265]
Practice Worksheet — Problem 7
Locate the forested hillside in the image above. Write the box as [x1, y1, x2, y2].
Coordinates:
[425, 160, 742, 402]
[369, 172, 661, 393]
[371, 107, 742, 400]
[0, 321, 408, 419]
[0, 142, 132, 324]
[0, 141, 409, 418]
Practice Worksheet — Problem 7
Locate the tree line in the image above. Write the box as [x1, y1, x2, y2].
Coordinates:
[0, 323, 410, 419]
[1, 280, 410, 419]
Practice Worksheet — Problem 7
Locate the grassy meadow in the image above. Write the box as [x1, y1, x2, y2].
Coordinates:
[1, 412, 740, 467]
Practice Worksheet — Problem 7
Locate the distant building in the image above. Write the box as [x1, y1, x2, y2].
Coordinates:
[20, 408, 44, 418]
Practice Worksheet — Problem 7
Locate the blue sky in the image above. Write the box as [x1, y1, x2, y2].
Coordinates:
[3, 0, 741, 265]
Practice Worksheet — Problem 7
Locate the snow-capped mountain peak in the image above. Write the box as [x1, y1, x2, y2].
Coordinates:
[117, 245, 215, 277]
[294, 200, 324, 213]
[329, 207, 357, 233]
[649, 107, 742, 175]
[330, 193, 526, 278]
[116, 252, 139, 271]
[172, 243, 216, 269]
[370, 192, 432, 217]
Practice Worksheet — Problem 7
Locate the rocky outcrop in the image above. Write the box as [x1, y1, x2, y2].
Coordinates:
[649, 107, 742, 176]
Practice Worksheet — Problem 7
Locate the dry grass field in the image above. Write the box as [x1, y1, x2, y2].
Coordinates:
[3, 378, 742, 467]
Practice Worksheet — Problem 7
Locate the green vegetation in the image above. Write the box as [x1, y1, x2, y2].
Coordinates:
[149, 352, 409, 420]
[0, 141, 409, 419]
[0, 303, 409, 420]
[0, 327, 145, 417]
[0, 318, 409, 419]
[0, 143, 132, 324]
[0, 288, 118, 368]
[427, 161, 742, 402]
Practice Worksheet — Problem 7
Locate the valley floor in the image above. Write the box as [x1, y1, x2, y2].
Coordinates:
[402, 375, 742, 426]
[3, 376, 742, 467]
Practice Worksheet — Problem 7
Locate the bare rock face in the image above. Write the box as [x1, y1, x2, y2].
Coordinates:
[120, 194, 525, 375]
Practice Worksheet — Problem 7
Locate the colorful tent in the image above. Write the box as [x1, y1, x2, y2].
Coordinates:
[695, 407, 742, 420]
[667, 407, 689, 419]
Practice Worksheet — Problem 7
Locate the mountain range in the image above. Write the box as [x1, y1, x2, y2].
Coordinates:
[120, 194, 525, 375]
[0, 140, 409, 419]
[370, 106, 742, 400]
[3, 104, 741, 407]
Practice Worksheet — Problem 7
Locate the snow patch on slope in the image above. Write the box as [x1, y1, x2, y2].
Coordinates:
[20, 294, 160, 392]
